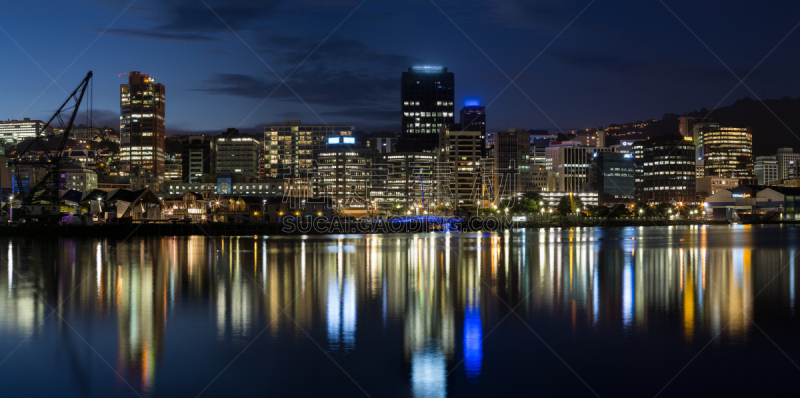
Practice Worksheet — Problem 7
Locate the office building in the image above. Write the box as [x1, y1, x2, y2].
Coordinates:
[119, 71, 166, 181]
[692, 122, 754, 179]
[371, 152, 438, 213]
[776, 148, 799, 181]
[609, 140, 642, 155]
[181, 136, 215, 183]
[545, 144, 613, 193]
[164, 162, 182, 181]
[574, 129, 605, 147]
[398, 66, 454, 152]
[530, 130, 559, 168]
[539, 191, 598, 208]
[633, 134, 696, 204]
[678, 116, 709, 137]
[264, 120, 354, 178]
[366, 132, 397, 154]
[62, 166, 97, 193]
[494, 129, 531, 196]
[71, 125, 102, 142]
[0, 118, 52, 146]
[459, 101, 486, 156]
[216, 129, 260, 177]
[313, 148, 372, 212]
[529, 167, 558, 192]
[439, 126, 488, 207]
[755, 156, 779, 185]
[588, 152, 635, 205]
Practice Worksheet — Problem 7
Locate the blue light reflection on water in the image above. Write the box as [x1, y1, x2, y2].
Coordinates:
[0, 225, 799, 396]
[462, 303, 483, 380]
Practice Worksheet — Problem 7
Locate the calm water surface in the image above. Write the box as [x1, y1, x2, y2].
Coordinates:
[1, 225, 800, 397]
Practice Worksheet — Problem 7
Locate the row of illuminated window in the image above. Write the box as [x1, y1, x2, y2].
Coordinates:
[644, 186, 689, 190]
[404, 112, 454, 117]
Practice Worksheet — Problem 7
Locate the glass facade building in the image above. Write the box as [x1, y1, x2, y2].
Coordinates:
[588, 152, 635, 205]
[634, 134, 696, 204]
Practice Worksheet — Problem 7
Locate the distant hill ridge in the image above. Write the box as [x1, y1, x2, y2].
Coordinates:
[608, 97, 800, 156]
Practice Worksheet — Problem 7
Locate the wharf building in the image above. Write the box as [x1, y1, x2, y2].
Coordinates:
[164, 173, 284, 197]
[696, 176, 740, 199]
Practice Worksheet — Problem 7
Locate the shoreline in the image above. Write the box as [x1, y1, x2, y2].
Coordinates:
[0, 218, 794, 238]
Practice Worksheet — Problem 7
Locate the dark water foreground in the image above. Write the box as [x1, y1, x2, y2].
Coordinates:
[1, 225, 799, 397]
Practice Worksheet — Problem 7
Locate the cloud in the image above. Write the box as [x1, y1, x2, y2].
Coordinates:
[100, 0, 285, 41]
[191, 35, 417, 129]
[103, 28, 217, 42]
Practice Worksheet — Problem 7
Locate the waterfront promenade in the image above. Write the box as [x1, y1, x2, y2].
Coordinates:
[0, 217, 748, 237]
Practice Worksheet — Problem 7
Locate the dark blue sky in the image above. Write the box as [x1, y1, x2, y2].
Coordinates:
[2, 0, 800, 136]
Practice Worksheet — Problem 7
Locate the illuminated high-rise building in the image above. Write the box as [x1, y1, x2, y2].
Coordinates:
[692, 122, 753, 179]
[439, 125, 489, 207]
[459, 101, 486, 157]
[633, 134, 696, 204]
[120, 71, 166, 181]
[398, 66, 454, 152]
[264, 120, 354, 178]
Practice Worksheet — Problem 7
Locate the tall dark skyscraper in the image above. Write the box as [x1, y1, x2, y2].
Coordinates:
[120, 71, 166, 180]
[459, 100, 486, 156]
[398, 66, 454, 152]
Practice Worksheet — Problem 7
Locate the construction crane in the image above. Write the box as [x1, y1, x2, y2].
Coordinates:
[10, 71, 92, 222]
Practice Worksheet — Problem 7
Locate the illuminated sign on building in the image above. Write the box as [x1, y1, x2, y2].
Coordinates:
[464, 99, 481, 107]
[328, 137, 340, 144]
[343, 137, 355, 144]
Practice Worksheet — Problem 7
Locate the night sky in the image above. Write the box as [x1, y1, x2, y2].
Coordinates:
[2, 0, 800, 136]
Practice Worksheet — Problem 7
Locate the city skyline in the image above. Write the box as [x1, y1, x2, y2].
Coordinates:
[2, 1, 800, 136]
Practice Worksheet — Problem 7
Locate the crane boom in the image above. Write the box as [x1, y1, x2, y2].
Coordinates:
[10, 71, 93, 217]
